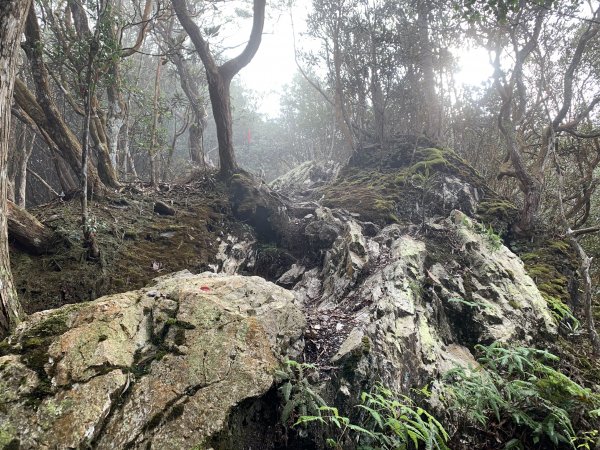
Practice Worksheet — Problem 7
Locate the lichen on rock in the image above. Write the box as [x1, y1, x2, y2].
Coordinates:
[0, 271, 305, 449]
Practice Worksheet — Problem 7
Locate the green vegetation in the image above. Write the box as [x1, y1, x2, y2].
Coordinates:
[320, 141, 506, 226]
[448, 296, 493, 311]
[476, 200, 519, 235]
[444, 343, 600, 449]
[277, 360, 449, 449]
[276, 359, 327, 429]
[518, 239, 579, 328]
[10, 182, 230, 315]
[461, 213, 504, 251]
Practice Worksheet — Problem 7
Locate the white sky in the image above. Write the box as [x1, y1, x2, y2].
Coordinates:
[231, 5, 494, 118]
[235, 6, 308, 117]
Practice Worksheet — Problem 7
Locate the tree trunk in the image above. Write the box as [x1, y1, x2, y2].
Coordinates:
[7, 121, 24, 203]
[7, 200, 56, 255]
[19, 8, 109, 193]
[149, 57, 163, 186]
[18, 132, 35, 207]
[9, 124, 35, 208]
[173, 53, 206, 164]
[369, 47, 385, 145]
[208, 76, 238, 177]
[172, 0, 266, 179]
[12, 103, 78, 194]
[0, 0, 32, 335]
[106, 65, 127, 170]
[417, 0, 440, 141]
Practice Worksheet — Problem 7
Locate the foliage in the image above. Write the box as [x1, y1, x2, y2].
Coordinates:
[275, 359, 328, 428]
[354, 383, 450, 450]
[448, 296, 492, 311]
[444, 343, 600, 449]
[277, 360, 449, 449]
[460, 214, 503, 251]
[478, 223, 503, 251]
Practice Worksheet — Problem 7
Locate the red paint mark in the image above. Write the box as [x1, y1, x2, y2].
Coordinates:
[200, 286, 210, 292]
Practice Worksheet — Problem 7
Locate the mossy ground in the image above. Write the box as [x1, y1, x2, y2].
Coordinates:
[9, 178, 238, 314]
[513, 238, 579, 325]
[320, 137, 514, 229]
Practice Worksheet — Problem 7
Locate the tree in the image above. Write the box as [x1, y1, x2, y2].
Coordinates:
[303, 0, 456, 149]
[155, 12, 208, 166]
[0, 0, 33, 335]
[489, 2, 600, 232]
[171, 0, 266, 179]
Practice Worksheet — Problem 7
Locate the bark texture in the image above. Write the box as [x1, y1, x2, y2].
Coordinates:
[6, 200, 57, 255]
[0, 0, 32, 335]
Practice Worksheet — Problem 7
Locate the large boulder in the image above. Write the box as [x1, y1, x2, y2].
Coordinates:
[295, 208, 556, 397]
[0, 272, 305, 449]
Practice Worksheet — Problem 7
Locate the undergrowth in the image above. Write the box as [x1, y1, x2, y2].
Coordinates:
[276, 360, 449, 449]
[443, 343, 600, 449]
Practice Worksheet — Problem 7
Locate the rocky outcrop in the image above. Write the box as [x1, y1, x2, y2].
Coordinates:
[295, 207, 557, 398]
[0, 272, 305, 449]
[269, 160, 340, 197]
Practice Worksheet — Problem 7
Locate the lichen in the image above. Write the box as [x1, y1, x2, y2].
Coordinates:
[0, 423, 18, 449]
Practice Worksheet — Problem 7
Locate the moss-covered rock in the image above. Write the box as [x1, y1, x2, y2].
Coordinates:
[0, 272, 305, 449]
[319, 137, 514, 229]
[516, 238, 579, 326]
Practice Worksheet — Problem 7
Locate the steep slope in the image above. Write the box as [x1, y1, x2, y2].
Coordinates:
[2, 138, 598, 449]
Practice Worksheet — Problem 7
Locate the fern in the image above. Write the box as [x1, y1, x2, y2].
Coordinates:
[280, 360, 449, 449]
[444, 343, 600, 449]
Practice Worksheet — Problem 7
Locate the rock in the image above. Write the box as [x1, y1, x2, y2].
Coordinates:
[0, 272, 305, 449]
[305, 220, 341, 249]
[212, 235, 256, 275]
[153, 201, 176, 216]
[277, 264, 306, 287]
[300, 209, 557, 397]
[270, 160, 340, 195]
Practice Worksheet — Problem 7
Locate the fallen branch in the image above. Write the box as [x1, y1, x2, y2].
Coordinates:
[7, 200, 58, 255]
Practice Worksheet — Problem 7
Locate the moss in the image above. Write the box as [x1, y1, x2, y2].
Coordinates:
[122, 230, 138, 240]
[320, 141, 508, 227]
[361, 336, 371, 354]
[508, 298, 521, 309]
[22, 312, 71, 340]
[407, 148, 453, 175]
[0, 423, 18, 449]
[517, 238, 579, 327]
[548, 239, 571, 254]
[0, 338, 13, 356]
[155, 349, 168, 361]
[477, 200, 518, 217]
[10, 179, 230, 315]
[21, 337, 45, 349]
[542, 293, 578, 325]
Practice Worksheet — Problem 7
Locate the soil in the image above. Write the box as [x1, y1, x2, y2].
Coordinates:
[9, 175, 245, 314]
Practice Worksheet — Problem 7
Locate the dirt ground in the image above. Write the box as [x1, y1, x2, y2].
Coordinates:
[10, 175, 244, 314]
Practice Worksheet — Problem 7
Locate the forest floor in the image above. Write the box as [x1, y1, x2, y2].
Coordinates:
[10, 174, 245, 314]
